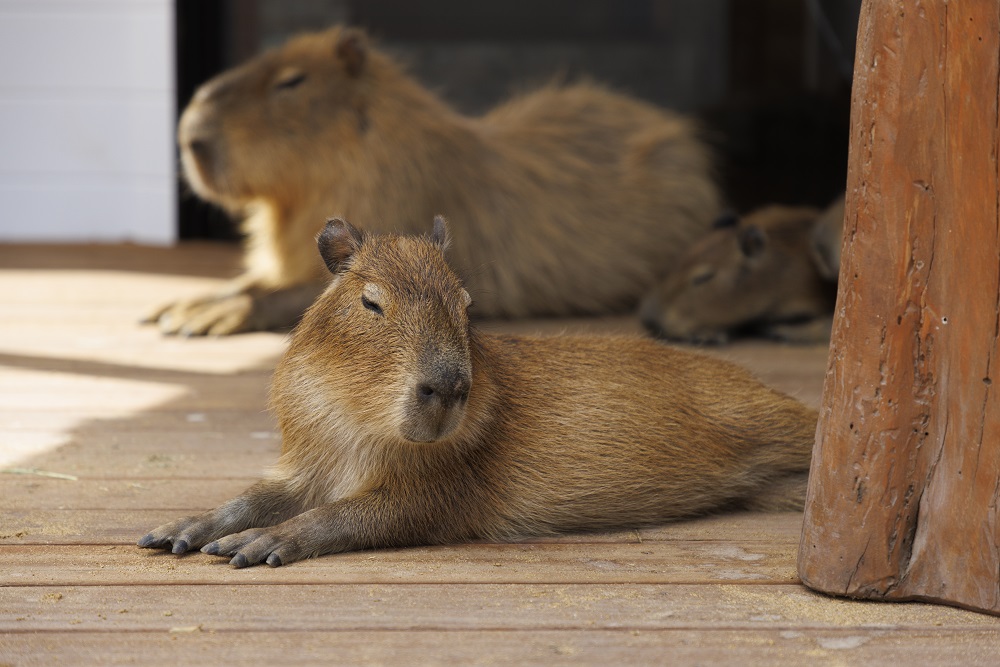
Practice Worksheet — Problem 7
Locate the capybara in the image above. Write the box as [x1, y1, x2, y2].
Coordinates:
[638, 202, 841, 344]
[809, 194, 846, 281]
[146, 25, 721, 335]
[138, 218, 816, 568]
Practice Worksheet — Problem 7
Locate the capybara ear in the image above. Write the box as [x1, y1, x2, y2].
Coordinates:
[430, 215, 451, 252]
[318, 218, 364, 274]
[738, 224, 767, 259]
[334, 29, 367, 77]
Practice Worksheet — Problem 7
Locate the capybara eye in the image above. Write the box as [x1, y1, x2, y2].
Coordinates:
[274, 72, 306, 91]
[691, 269, 715, 286]
[361, 295, 383, 315]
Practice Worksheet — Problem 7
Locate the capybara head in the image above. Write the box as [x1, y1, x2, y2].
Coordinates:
[639, 206, 823, 343]
[178, 26, 374, 212]
[303, 216, 474, 443]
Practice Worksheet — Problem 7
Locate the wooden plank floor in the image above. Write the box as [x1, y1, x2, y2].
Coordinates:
[1, 243, 997, 666]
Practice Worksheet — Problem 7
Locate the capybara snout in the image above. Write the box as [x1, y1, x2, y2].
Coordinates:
[403, 341, 473, 442]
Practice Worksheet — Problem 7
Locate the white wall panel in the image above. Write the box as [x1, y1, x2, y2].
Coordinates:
[0, 175, 172, 242]
[0, 0, 175, 243]
[0, 96, 172, 174]
[0, 9, 171, 90]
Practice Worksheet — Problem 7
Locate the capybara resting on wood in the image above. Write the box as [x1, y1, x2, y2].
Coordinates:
[138, 218, 816, 568]
[146, 25, 721, 335]
[639, 198, 844, 344]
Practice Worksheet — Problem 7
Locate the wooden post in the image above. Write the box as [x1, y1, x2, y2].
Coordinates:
[798, 1, 1000, 615]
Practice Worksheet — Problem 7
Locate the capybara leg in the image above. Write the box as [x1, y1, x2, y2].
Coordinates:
[201, 492, 434, 568]
[144, 282, 325, 335]
[137, 479, 304, 554]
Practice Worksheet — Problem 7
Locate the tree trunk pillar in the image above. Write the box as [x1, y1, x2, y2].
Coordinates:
[798, 0, 1000, 615]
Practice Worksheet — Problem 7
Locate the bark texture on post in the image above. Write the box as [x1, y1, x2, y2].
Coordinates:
[798, 1, 1000, 615]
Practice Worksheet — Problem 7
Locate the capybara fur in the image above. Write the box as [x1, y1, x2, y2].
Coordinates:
[138, 218, 817, 568]
[147, 25, 721, 335]
[809, 194, 846, 281]
[639, 203, 840, 344]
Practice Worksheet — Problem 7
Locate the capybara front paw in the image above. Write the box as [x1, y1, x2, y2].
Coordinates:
[146, 293, 255, 336]
[202, 527, 304, 568]
[137, 515, 231, 554]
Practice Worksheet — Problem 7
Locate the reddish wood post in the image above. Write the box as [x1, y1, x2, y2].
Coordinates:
[798, 1, 1000, 615]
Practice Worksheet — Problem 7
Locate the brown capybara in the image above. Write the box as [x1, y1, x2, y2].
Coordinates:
[809, 194, 846, 281]
[138, 218, 816, 568]
[638, 202, 841, 344]
[146, 25, 721, 335]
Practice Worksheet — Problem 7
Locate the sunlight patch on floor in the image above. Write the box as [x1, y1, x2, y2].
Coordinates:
[0, 367, 189, 469]
[0, 270, 288, 375]
[0, 269, 288, 469]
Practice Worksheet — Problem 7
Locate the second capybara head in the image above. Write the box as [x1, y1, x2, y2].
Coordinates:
[639, 205, 834, 343]
[179, 26, 373, 211]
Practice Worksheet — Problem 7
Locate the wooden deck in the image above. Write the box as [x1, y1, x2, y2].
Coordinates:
[1, 243, 997, 665]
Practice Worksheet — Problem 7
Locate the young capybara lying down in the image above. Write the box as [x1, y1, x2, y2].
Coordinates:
[638, 198, 844, 345]
[146, 25, 720, 336]
[138, 218, 816, 568]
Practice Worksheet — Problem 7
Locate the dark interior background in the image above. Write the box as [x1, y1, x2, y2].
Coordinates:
[176, 0, 860, 240]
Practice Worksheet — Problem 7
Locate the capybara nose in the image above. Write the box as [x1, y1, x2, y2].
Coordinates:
[416, 374, 471, 409]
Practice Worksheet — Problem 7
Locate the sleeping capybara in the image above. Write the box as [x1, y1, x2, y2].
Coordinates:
[639, 202, 841, 344]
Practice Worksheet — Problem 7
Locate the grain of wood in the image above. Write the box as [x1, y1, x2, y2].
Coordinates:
[0, 242, 240, 276]
[0, 409, 277, 432]
[1, 434, 279, 479]
[3, 584, 996, 633]
[0, 541, 799, 586]
[2, 478, 262, 511]
[3, 629, 998, 667]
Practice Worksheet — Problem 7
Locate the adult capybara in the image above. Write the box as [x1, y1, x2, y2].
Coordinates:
[139, 218, 816, 567]
[146, 25, 721, 335]
[638, 202, 841, 344]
